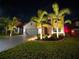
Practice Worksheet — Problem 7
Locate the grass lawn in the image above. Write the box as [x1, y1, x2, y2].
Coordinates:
[0, 37, 79, 59]
[0, 34, 21, 40]
[0, 35, 10, 39]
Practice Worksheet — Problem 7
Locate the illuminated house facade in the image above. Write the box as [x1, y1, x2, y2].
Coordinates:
[23, 16, 65, 38]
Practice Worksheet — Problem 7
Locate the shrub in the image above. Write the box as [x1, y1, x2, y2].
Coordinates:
[36, 34, 40, 40]
[42, 35, 48, 40]
[59, 34, 64, 40]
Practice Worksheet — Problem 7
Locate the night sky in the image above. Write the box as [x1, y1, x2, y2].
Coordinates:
[0, 0, 79, 21]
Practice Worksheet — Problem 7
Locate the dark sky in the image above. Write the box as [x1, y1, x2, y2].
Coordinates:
[0, 0, 79, 21]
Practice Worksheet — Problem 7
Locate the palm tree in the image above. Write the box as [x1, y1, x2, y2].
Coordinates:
[7, 17, 17, 37]
[0, 17, 10, 35]
[65, 19, 72, 24]
[31, 10, 47, 39]
[49, 3, 70, 38]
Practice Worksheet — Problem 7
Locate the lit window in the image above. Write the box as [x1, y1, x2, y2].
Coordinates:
[53, 28, 56, 32]
[53, 28, 61, 32]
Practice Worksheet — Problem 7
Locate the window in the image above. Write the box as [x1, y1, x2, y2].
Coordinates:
[76, 21, 79, 26]
[53, 28, 56, 32]
[53, 28, 61, 32]
[58, 28, 61, 32]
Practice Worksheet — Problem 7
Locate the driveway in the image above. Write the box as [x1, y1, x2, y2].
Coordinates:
[0, 35, 25, 52]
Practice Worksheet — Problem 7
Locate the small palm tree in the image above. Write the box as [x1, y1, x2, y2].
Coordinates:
[7, 17, 17, 37]
[49, 3, 70, 38]
[31, 10, 47, 39]
[1, 17, 10, 35]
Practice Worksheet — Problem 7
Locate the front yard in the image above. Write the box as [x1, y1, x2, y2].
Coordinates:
[0, 37, 79, 59]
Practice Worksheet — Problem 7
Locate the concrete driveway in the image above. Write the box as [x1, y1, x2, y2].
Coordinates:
[0, 35, 25, 52]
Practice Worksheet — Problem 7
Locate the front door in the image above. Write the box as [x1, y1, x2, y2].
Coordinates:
[44, 27, 48, 34]
[43, 27, 49, 35]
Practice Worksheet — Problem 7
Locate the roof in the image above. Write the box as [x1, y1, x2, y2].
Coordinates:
[23, 21, 37, 29]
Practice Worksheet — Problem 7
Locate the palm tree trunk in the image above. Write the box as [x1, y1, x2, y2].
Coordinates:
[38, 28, 42, 39]
[10, 30, 12, 37]
[5, 28, 7, 35]
[57, 26, 59, 38]
[57, 20, 59, 38]
[40, 31, 42, 39]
